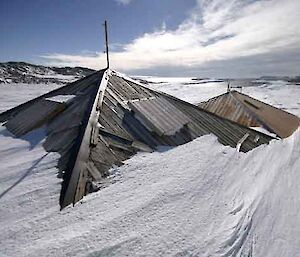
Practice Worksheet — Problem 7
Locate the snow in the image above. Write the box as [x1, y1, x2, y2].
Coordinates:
[0, 78, 299, 256]
[250, 127, 278, 138]
[0, 83, 60, 113]
[142, 77, 300, 117]
[138, 76, 226, 104]
[34, 73, 78, 82]
[46, 94, 76, 103]
[242, 80, 300, 117]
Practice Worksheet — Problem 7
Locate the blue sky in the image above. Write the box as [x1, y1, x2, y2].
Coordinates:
[0, 0, 195, 60]
[1, 0, 300, 77]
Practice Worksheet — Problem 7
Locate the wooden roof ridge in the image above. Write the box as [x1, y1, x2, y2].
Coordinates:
[0, 70, 277, 209]
[59, 69, 109, 208]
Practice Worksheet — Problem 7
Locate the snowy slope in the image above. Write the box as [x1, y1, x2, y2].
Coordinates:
[0, 62, 95, 84]
[0, 78, 299, 257]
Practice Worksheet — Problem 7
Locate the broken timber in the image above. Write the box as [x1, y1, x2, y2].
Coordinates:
[0, 69, 276, 209]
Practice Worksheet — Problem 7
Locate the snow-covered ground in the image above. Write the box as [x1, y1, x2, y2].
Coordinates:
[0, 62, 94, 84]
[141, 77, 300, 116]
[0, 78, 299, 257]
[0, 83, 60, 113]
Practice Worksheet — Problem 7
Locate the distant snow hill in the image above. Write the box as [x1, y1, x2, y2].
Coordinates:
[0, 62, 95, 84]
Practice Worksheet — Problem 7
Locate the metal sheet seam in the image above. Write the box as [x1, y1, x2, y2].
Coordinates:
[105, 87, 130, 110]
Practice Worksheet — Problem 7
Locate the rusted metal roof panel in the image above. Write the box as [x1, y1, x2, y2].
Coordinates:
[164, 94, 272, 152]
[198, 92, 260, 128]
[198, 91, 300, 138]
[232, 91, 300, 138]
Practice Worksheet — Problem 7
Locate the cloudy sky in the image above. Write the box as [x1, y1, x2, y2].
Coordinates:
[1, 0, 299, 77]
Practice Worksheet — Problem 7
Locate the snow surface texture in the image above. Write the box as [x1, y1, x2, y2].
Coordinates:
[0, 79, 299, 257]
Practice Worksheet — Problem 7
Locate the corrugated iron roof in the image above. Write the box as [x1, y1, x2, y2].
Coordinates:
[5, 99, 66, 137]
[0, 71, 104, 124]
[198, 92, 260, 127]
[128, 96, 191, 136]
[198, 91, 300, 138]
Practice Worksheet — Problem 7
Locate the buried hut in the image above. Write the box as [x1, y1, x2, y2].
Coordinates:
[0, 69, 275, 209]
[198, 90, 300, 139]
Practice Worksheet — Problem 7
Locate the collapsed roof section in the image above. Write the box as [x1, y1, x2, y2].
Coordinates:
[0, 69, 274, 209]
[198, 91, 300, 138]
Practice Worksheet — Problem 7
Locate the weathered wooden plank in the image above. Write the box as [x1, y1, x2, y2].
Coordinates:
[5, 99, 66, 136]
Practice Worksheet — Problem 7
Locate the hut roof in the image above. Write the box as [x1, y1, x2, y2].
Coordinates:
[0, 69, 274, 209]
[198, 90, 300, 138]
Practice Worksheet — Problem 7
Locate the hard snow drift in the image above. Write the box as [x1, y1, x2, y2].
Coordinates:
[0, 75, 300, 257]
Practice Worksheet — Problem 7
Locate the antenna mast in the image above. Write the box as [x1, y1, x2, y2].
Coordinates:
[104, 20, 110, 69]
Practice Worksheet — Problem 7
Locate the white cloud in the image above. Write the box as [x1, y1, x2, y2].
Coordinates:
[115, 0, 132, 5]
[41, 0, 300, 76]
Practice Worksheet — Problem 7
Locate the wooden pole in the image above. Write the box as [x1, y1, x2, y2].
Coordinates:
[227, 81, 230, 93]
[104, 20, 110, 69]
